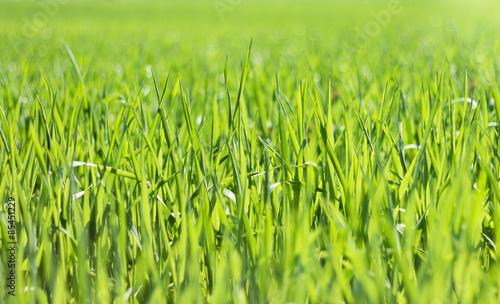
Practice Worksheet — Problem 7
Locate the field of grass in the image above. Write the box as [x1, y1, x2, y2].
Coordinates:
[1, 0, 500, 303]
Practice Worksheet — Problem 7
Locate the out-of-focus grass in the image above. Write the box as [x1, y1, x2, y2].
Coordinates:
[1, 0, 500, 303]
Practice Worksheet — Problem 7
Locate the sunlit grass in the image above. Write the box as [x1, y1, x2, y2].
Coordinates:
[1, 1, 500, 303]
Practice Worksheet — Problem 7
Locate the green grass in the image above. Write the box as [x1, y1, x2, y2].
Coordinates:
[1, 0, 500, 303]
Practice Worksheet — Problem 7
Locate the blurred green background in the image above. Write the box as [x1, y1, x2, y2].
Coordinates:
[1, 0, 499, 77]
[2, 0, 499, 128]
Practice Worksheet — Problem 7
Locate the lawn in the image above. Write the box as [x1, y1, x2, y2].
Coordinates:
[1, 0, 500, 303]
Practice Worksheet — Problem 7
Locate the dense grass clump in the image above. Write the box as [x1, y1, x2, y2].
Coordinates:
[1, 1, 500, 303]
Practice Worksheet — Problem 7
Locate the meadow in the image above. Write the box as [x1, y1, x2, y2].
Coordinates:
[1, 0, 500, 302]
